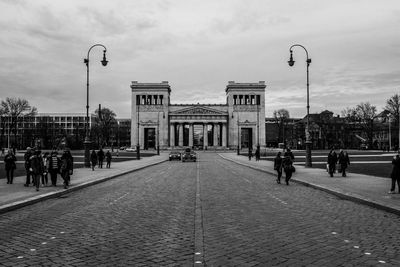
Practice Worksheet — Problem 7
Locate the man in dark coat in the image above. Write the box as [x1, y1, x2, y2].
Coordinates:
[90, 150, 98, 171]
[60, 148, 73, 189]
[97, 148, 105, 168]
[327, 149, 338, 177]
[389, 151, 400, 194]
[4, 150, 17, 184]
[338, 150, 350, 177]
[48, 150, 60, 186]
[274, 151, 283, 184]
[29, 150, 44, 191]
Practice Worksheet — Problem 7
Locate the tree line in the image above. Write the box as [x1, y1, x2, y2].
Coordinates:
[273, 93, 400, 148]
[0, 97, 118, 150]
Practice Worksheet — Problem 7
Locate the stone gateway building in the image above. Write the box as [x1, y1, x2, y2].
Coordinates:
[131, 81, 266, 150]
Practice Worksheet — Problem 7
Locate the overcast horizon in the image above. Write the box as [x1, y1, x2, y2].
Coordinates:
[1, 0, 399, 119]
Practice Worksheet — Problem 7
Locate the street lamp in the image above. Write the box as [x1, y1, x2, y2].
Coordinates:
[288, 44, 312, 167]
[136, 103, 140, 160]
[83, 44, 108, 168]
[157, 111, 165, 155]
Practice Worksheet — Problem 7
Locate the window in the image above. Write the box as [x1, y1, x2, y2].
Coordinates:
[233, 95, 237, 105]
[160, 95, 164, 105]
[136, 95, 141, 105]
[239, 95, 243, 105]
[256, 95, 261, 105]
[154, 95, 158, 105]
[141, 95, 146, 105]
[146, 95, 152, 105]
[251, 95, 255, 105]
[245, 95, 249, 105]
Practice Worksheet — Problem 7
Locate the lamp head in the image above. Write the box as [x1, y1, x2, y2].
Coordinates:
[101, 50, 108, 66]
[288, 50, 295, 67]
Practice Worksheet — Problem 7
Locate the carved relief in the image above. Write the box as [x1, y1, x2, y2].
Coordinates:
[140, 120, 158, 126]
[233, 106, 259, 112]
[138, 105, 165, 112]
[172, 107, 227, 115]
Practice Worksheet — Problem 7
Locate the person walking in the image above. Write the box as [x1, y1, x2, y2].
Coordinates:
[97, 148, 105, 168]
[282, 153, 294, 185]
[274, 151, 283, 184]
[284, 148, 295, 161]
[389, 151, 400, 194]
[4, 150, 17, 184]
[105, 150, 112, 168]
[41, 152, 49, 186]
[90, 150, 97, 171]
[48, 150, 60, 186]
[248, 148, 253, 161]
[29, 150, 44, 191]
[60, 148, 73, 189]
[338, 150, 350, 177]
[327, 149, 338, 177]
[255, 147, 260, 161]
[23, 147, 33, 187]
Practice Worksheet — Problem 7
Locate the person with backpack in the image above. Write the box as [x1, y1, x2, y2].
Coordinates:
[29, 149, 44, 191]
[60, 148, 73, 189]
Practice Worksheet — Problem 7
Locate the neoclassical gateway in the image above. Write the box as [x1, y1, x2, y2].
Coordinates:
[131, 81, 266, 150]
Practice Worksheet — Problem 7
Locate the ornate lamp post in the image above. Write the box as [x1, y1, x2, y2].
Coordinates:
[136, 103, 140, 160]
[83, 44, 108, 168]
[288, 44, 312, 167]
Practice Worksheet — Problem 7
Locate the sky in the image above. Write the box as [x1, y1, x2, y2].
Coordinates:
[0, 0, 399, 119]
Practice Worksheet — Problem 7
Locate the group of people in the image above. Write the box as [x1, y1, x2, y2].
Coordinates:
[90, 148, 112, 171]
[327, 149, 351, 177]
[22, 147, 74, 190]
[273, 148, 295, 185]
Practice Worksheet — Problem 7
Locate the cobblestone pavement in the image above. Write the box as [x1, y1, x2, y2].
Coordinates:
[0, 152, 400, 266]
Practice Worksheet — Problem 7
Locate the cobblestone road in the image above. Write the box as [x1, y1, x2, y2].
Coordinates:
[0, 153, 399, 266]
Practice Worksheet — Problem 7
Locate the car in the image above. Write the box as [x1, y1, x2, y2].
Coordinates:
[119, 146, 126, 150]
[125, 147, 136, 152]
[169, 150, 182, 161]
[182, 148, 196, 162]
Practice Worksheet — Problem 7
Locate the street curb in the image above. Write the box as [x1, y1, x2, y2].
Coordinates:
[0, 159, 168, 215]
[218, 154, 400, 217]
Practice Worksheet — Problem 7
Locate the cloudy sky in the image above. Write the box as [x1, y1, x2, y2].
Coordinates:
[1, 0, 399, 119]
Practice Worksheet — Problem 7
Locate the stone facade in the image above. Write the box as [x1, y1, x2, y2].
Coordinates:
[131, 81, 266, 150]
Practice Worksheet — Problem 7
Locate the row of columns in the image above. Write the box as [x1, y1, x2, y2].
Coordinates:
[170, 123, 227, 148]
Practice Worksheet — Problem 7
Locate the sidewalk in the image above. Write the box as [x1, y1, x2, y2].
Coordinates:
[219, 153, 400, 216]
[0, 153, 168, 214]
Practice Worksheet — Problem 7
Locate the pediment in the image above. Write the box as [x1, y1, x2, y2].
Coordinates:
[171, 106, 227, 115]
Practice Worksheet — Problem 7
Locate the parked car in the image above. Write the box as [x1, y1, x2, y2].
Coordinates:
[119, 146, 126, 150]
[169, 150, 182, 161]
[182, 147, 197, 162]
[125, 147, 136, 152]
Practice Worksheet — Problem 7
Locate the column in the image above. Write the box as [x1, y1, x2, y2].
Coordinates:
[203, 123, 208, 149]
[178, 123, 184, 147]
[213, 123, 218, 147]
[189, 124, 193, 147]
[222, 123, 227, 147]
[170, 124, 175, 147]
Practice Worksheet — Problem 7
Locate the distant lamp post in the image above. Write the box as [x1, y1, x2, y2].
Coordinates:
[83, 44, 108, 168]
[136, 103, 140, 160]
[288, 44, 312, 167]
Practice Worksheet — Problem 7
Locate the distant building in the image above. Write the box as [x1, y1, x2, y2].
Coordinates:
[131, 81, 266, 150]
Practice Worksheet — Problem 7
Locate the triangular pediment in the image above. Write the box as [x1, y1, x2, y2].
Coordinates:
[171, 106, 227, 115]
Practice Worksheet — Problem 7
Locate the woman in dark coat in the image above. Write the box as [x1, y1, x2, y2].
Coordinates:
[389, 152, 400, 194]
[338, 150, 350, 177]
[327, 149, 338, 177]
[274, 151, 283, 184]
[90, 150, 97, 171]
[4, 150, 17, 184]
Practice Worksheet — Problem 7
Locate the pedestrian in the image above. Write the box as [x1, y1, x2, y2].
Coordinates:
[248, 148, 253, 161]
[60, 148, 73, 189]
[97, 148, 105, 168]
[90, 150, 97, 171]
[41, 152, 49, 186]
[338, 150, 350, 177]
[29, 149, 44, 191]
[389, 151, 400, 194]
[255, 147, 260, 161]
[274, 151, 283, 184]
[4, 150, 17, 184]
[23, 147, 33, 187]
[105, 150, 112, 168]
[282, 154, 295, 185]
[327, 149, 338, 177]
[1, 147, 4, 157]
[48, 150, 60, 186]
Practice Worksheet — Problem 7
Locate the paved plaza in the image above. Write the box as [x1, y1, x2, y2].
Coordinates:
[0, 152, 399, 266]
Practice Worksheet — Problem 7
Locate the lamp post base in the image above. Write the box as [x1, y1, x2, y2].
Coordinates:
[305, 141, 312, 167]
[237, 145, 240, 155]
[83, 137, 91, 168]
[157, 145, 160, 155]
